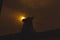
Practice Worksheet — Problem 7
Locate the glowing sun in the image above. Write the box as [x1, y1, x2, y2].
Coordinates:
[18, 16, 26, 23]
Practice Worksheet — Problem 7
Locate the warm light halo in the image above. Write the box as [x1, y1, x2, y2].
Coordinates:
[21, 16, 26, 21]
[18, 16, 26, 23]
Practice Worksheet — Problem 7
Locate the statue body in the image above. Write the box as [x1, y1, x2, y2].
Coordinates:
[21, 17, 35, 33]
[21, 17, 35, 40]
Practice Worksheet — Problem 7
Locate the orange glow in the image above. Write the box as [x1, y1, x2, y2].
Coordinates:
[21, 16, 26, 20]
[20, 16, 26, 21]
[15, 12, 28, 24]
[18, 16, 26, 23]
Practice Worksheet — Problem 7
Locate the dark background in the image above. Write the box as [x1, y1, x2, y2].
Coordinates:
[0, 0, 60, 36]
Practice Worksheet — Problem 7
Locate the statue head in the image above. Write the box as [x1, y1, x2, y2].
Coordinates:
[22, 17, 34, 23]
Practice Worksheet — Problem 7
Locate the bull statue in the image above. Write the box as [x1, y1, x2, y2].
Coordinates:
[21, 17, 35, 33]
[21, 17, 35, 40]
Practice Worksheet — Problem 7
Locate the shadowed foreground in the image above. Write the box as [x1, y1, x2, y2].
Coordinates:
[0, 31, 60, 40]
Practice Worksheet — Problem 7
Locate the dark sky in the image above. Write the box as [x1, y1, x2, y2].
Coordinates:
[0, 0, 60, 36]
